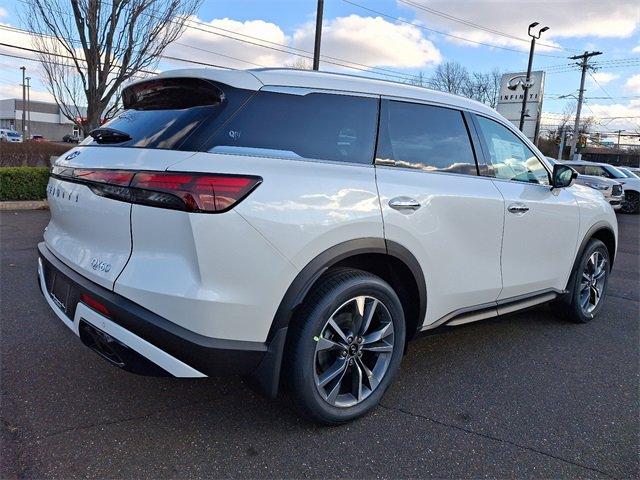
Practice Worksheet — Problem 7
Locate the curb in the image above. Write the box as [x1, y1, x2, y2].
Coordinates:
[0, 200, 49, 211]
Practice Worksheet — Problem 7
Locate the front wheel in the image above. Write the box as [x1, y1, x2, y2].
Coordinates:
[621, 191, 639, 214]
[285, 269, 406, 424]
[561, 239, 610, 323]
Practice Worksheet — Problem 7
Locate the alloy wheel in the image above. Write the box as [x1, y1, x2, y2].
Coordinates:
[579, 251, 607, 314]
[313, 296, 395, 408]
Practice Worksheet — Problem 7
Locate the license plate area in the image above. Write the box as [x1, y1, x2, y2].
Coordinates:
[49, 273, 70, 312]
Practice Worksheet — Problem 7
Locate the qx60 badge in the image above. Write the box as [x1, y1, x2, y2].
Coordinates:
[90, 258, 111, 272]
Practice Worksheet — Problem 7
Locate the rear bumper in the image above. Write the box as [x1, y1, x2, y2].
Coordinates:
[37, 242, 269, 378]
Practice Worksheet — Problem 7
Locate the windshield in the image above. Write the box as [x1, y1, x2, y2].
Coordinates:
[619, 168, 639, 178]
[7, 131, 20, 137]
[603, 165, 627, 179]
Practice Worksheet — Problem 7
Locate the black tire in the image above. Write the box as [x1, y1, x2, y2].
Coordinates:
[285, 268, 406, 424]
[621, 190, 640, 214]
[559, 239, 610, 323]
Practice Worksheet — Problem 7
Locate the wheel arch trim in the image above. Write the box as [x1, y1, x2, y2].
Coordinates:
[267, 237, 427, 342]
[565, 221, 617, 293]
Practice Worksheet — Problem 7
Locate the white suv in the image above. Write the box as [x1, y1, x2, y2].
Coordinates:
[38, 69, 618, 424]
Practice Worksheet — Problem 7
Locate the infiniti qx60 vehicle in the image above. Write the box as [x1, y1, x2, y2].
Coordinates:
[38, 68, 618, 423]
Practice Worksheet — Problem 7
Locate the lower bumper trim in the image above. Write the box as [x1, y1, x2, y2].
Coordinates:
[38, 242, 267, 377]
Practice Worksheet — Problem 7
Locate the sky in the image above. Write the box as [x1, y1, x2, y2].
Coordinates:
[0, 0, 638, 140]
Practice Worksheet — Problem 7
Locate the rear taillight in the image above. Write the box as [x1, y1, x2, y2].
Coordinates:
[51, 167, 261, 213]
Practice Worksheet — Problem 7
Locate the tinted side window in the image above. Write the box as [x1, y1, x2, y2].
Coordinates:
[376, 101, 477, 175]
[475, 116, 549, 185]
[206, 91, 378, 164]
[584, 165, 606, 177]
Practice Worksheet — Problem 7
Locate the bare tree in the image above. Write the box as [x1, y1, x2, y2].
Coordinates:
[467, 68, 501, 108]
[285, 58, 312, 70]
[429, 61, 470, 96]
[23, 0, 201, 135]
[421, 61, 501, 108]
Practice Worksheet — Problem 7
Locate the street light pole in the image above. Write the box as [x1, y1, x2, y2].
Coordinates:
[20, 66, 26, 138]
[615, 129, 625, 150]
[518, 22, 549, 133]
[26, 76, 31, 137]
[557, 125, 566, 161]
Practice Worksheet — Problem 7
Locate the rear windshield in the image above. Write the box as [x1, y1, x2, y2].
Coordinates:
[80, 78, 251, 151]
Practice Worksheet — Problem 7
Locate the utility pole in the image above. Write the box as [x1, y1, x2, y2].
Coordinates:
[312, 0, 324, 71]
[26, 76, 31, 137]
[568, 51, 602, 159]
[518, 22, 549, 132]
[20, 66, 26, 138]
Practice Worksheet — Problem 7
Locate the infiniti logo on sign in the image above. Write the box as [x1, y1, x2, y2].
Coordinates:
[90, 258, 111, 272]
[507, 75, 535, 91]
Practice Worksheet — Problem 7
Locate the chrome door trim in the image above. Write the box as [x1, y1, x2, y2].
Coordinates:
[420, 288, 566, 331]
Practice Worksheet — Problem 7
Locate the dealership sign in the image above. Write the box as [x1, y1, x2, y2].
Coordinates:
[495, 71, 545, 142]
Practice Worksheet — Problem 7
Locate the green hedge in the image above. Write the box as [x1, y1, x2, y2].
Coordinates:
[0, 167, 50, 201]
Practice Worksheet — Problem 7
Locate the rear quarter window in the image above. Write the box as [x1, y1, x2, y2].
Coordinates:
[205, 91, 379, 164]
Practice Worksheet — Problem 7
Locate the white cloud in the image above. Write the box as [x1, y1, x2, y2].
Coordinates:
[399, 0, 639, 52]
[165, 14, 441, 72]
[542, 100, 640, 132]
[633, 44, 640, 53]
[292, 15, 442, 69]
[164, 17, 291, 69]
[589, 72, 620, 86]
[625, 74, 640, 93]
[0, 7, 7, 19]
[0, 83, 54, 102]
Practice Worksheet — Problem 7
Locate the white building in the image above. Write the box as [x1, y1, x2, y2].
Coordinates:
[0, 98, 83, 140]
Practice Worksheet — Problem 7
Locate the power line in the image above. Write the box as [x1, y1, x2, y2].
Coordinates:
[588, 70, 618, 105]
[395, 0, 579, 52]
[12, 0, 429, 84]
[342, 0, 567, 58]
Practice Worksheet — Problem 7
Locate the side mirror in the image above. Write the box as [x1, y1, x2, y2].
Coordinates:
[552, 164, 577, 189]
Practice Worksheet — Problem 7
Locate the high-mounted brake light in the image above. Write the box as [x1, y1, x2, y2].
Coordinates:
[51, 167, 261, 213]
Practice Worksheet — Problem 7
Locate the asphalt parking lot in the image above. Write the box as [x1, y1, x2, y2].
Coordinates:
[1, 209, 638, 479]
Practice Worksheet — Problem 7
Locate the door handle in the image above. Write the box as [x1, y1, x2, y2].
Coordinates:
[507, 203, 529, 215]
[389, 196, 421, 211]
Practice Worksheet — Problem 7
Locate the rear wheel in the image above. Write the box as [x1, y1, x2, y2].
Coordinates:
[285, 269, 406, 424]
[561, 239, 610, 323]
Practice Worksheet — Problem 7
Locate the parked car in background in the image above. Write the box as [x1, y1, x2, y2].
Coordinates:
[563, 160, 640, 214]
[39, 68, 618, 424]
[617, 166, 639, 179]
[63, 134, 80, 143]
[547, 158, 623, 210]
[30, 134, 48, 142]
[0, 128, 23, 143]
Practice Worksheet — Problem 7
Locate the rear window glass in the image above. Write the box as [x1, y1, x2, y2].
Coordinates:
[81, 78, 251, 151]
[205, 91, 378, 164]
